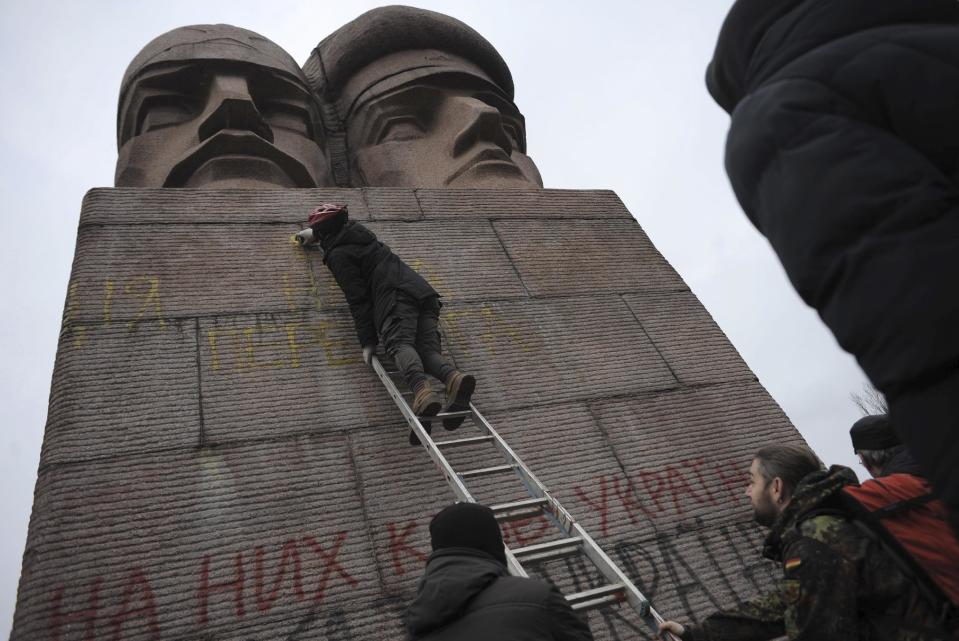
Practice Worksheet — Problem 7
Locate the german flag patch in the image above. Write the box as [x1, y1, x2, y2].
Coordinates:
[784, 557, 802, 571]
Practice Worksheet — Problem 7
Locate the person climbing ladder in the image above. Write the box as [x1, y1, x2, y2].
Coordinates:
[298, 203, 476, 444]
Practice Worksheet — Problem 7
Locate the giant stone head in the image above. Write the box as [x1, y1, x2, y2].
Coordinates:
[305, 6, 543, 189]
[116, 24, 330, 188]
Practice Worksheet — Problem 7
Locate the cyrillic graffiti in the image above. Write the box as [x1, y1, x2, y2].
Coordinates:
[205, 319, 356, 372]
[573, 457, 745, 535]
[49, 532, 358, 640]
[45, 465, 769, 641]
[443, 305, 533, 356]
[63, 276, 166, 348]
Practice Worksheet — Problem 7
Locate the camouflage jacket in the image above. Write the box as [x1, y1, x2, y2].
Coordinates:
[683, 466, 953, 641]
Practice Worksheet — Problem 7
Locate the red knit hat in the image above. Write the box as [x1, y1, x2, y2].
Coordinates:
[308, 203, 348, 226]
[307, 203, 348, 236]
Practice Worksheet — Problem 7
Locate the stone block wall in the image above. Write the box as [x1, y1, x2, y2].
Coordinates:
[12, 188, 805, 640]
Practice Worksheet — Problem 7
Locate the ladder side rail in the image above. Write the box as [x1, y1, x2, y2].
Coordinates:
[372, 356, 473, 501]
[370, 356, 529, 578]
[469, 403, 577, 534]
[570, 520, 677, 638]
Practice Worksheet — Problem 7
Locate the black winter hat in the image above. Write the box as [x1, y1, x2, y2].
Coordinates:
[850, 414, 900, 452]
[429, 502, 506, 566]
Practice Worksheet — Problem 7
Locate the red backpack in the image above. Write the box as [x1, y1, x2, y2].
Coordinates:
[842, 474, 959, 619]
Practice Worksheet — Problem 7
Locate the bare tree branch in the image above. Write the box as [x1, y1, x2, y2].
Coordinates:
[851, 384, 889, 415]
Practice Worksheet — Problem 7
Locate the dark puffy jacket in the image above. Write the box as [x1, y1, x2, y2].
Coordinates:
[405, 548, 594, 641]
[706, 0, 959, 525]
[321, 221, 437, 346]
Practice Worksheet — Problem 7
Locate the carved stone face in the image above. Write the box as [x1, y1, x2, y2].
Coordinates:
[346, 76, 542, 189]
[116, 27, 329, 188]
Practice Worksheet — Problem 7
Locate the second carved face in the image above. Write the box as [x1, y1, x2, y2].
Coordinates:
[345, 75, 542, 189]
[305, 5, 544, 189]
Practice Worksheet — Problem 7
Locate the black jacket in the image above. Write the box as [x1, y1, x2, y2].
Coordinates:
[405, 548, 594, 641]
[880, 448, 925, 478]
[706, 0, 959, 521]
[321, 221, 438, 346]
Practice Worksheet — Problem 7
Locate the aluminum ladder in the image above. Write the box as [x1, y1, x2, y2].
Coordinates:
[370, 355, 677, 638]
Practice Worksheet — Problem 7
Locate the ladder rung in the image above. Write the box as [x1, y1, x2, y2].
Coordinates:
[459, 464, 515, 479]
[435, 409, 473, 419]
[434, 435, 494, 448]
[512, 537, 583, 563]
[567, 584, 627, 612]
[491, 497, 548, 521]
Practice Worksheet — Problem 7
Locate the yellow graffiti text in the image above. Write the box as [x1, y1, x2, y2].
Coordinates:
[207, 321, 357, 373]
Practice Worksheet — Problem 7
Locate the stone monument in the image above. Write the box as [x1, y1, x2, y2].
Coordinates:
[11, 8, 808, 641]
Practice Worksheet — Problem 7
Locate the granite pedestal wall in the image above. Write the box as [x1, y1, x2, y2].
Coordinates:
[12, 188, 805, 640]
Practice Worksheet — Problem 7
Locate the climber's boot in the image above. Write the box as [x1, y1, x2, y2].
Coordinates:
[443, 371, 476, 430]
[410, 382, 443, 445]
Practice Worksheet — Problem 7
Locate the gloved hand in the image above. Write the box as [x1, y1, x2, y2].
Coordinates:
[362, 344, 376, 366]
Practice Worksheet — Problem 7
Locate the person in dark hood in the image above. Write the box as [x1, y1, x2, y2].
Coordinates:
[405, 502, 593, 641]
[705, 0, 959, 529]
[304, 204, 476, 442]
[658, 444, 952, 640]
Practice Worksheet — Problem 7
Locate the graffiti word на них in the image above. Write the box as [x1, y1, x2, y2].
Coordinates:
[47, 532, 359, 640]
[196, 531, 358, 625]
[49, 567, 159, 641]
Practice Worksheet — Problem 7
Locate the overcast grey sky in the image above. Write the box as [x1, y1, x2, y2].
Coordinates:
[0, 0, 871, 635]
